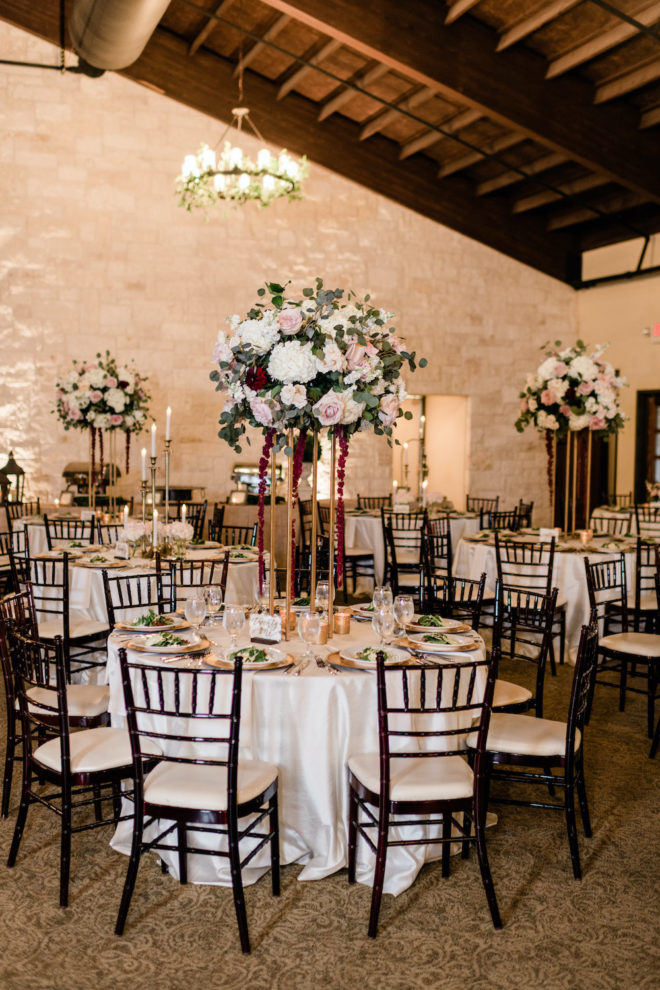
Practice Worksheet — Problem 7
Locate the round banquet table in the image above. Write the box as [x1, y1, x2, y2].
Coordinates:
[452, 532, 637, 660]
[588, 506, 637, 535]
[344, 511, 481, 586]
[105, 620, 486, 897]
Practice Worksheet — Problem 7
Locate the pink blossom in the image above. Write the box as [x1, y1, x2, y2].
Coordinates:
[559, 404, 571, 417]
[105, 376, 117, 388]
[589, 416, 606, 430]
[250, 397, 273, 426]
[312, 391, 344, 427]
[277, 308, 303, 335]
[90, 390, 103, 402]
[67, 405, 82, 421]
[365, 341, 378, 357]
[541, 389, 555, 406]
[390, 335, 405, 353]
[109, 414, 123, 426]
[345, 341, 367, 370]
[554, 361, 568, 376]
[520, 397, 528, 413]
[378, 393, 400, 427]
[577, 381, 593, 395]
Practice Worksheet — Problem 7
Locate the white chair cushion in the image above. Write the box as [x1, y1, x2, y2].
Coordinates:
[143, 759, 278, 812]
[345, 546, 374, 558]
[396, 550, 421, 565]
[26, 684, 110, 718]
[600, 632, 660, 659]
[627, 593, 658, 611]
[348, 752, 474, 802]
[492, 679, 532, 709]
[466, 713, 578, 758]
[38, 617, 109, 641]
[34, 726, 160, 774]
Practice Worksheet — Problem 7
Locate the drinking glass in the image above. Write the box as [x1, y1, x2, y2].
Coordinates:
[184, 593, 207, 667]
[372, 606, 396, 649]
[315, 580, 330, 618]
[298, 609, 321, 661]
[204, 585, 223, 618]
[373, 585, 393, 610]
[255, 575, 271, 613]
[393, 594, 415, 633]
[223, 604, 246, 657]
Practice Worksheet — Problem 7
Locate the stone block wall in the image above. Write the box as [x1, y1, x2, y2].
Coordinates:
[0, 22, 578, 523]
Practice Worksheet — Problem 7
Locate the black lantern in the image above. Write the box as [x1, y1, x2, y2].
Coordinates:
[0, 467, 9, 503]
[2, 451, 25, 503]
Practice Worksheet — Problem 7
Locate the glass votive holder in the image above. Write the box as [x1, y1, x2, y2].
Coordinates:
[334, 611, 351, 635]
[279, 608, 297, 633]
[316, 620, 329, 645]
[579, 529, 593, 546]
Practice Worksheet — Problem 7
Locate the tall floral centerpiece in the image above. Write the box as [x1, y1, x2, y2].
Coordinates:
[515, 340, 626, 527]
[55, 351, 151, 505]
[211, 278, 426, 633]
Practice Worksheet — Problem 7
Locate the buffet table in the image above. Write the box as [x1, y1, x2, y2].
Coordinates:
[105, 618, 486, 896]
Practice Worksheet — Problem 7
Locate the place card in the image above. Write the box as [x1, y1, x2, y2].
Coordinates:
[539, 527, 561, 542]
[115, 541, 130, 560]
[249, 613, 281, 645]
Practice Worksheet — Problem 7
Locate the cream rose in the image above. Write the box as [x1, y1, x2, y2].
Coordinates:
[312, 391, 344, 427]
[378, 393, 400, 427]
[278, 308, 303, 335]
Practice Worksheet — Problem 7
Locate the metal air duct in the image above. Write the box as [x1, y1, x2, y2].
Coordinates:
[69, 0, 172, 71]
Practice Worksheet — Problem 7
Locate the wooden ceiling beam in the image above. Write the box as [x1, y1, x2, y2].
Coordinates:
[232, 13, 290, 78]
[444, 0, 481, 24]
[256, 0, 660, 201]
[277, 37, 341, 99]
[398, 108, 481, 160]
[188, 0, 235, 57]
[359, 86, 436, 141]
[497, 0, 581, 53]
[547, 192, 646, 231]
[640, 104, 660, 128]
[594, 58, 660, 104]
[317, 62, 389, 121]
[438, 131, 525, 177]
[579, 207, 660, 251]
[475, 152, 567, 195]
[513, 174, 611, 214]
[546, 1, 660, 78]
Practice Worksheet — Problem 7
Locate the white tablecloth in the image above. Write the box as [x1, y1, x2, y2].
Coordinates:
[589, 506, 636, 535]
[106, 621, 486, 896]
[345, 512, 480, 586]
[453, 535, 636, 659]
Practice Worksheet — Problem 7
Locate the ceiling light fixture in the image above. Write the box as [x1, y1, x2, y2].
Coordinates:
[176, 106, 308, 211]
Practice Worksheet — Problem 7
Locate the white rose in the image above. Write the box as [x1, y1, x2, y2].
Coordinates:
[106, 387, 126, 412]
[316, 339, 345, 374]
[537, 357, 559, 381]
[340, 390, 365, 424]
[281, 383, 308, 409]
[268, 341, 317, 384]
[570, 355, 598, 380]
[86, 367, 106, 388]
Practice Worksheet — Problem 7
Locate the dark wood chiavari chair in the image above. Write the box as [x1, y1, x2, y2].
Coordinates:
[648, 550, 660, 759]
[423, 514, 453, 579]
[517, 499, 534, 527]
[170, 501, 208, 541]
[635, 503, 660, 540]
[607, 492, 633, 508]
[114, 649, 280, 952]
[4, 500, 40, 531]
[7, 632, 140, 906]
[163, 553, 230, 610]
[102, 560, 169, 626]
[356, 494, 392, 510]
[218, 523, 258, 548]
[97, 521, 123, 545]
[419, 567, 486, 633]
[381, 508, 427, 593]
[469, 613, 599, 880]
[348, 651, 501, 937]
[633, 538, 659, 633]
[318, 504, 375, 595]
[44, 514, 96, 549]
[479, 507, 520, 532]
[466, 495, 499, 514]
[592, 511, 633, 537]
[207, 503, 226, 542]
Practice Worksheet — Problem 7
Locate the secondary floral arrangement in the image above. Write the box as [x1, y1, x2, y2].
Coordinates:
[515, 339, 627, 496]
[647, 480, 660, 503]
[54, 351, 151, 482]
[211, 278, 426, 590]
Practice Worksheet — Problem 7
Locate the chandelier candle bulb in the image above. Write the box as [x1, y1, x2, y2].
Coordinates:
[257, 149, 271, 169]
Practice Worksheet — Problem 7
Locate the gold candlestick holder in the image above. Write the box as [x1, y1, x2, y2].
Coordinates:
[164, 438, 171, 527]
[150, 456, 157, 546]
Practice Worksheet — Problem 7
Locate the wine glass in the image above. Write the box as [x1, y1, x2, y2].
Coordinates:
[223, 604, 246, 658]
[315, 580, 330, 618]
[204, 585, 223, 618]
[184, 593, 206, 667]
[255, 575, 271, 613]
[393, 594, 415, 635]
[373, 585, 393, 610]
[298, 609, 321, 662]
[372, 606, 396, 650]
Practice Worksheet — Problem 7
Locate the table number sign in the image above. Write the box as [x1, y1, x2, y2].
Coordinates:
[115, 541, 130, 560]
[250, 613, 282, 645]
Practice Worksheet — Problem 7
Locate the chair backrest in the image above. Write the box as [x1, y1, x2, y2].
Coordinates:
[4, 500, 40, 528]
[495, 533, 555, 596]
[170, 501, 208, 540]
[97, 521, 123, 545]
[565, 613, 599, 761]
[163, 554, 230, 609]
[634, 538, 658, 631]
[592, 512, 632, 537]
[480, 508, 520, 531]
[208, 503, 226, 542]
[607, 492, 633, 508]
[12, 632, 70, 740]
[218, 523, 258, 547]
[420, 568, 486, 632]
[356, 494, 392, 510]
[374, 650, 496, 791]
[118, 648, 243, 808]
[0, 589, 39, 722]
[517, 499, 534, 527]
[102, 563, 169, 626]
[44, 514, 96, 549]
[494, 581, 558, 717]
[635, 503, 660, 539]
[423, 516, 453, 578]
[583, 553, 629, 632]
[298, 499, 318, 552]
[23, 553, 70, 644]
[466, 495, 499, 514]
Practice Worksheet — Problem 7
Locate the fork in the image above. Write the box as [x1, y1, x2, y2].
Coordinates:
[315, 654, 338, 676]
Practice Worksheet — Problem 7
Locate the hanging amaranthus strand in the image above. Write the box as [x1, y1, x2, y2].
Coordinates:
[90, 426, 96, 493]
[257, 429, 276, 594]
[98, 428, 105, 493]
[289, 431, 307, 599]
[545, 430, 554, 505]
[336, 427, 350, 590]
[125, 431, 131, 475]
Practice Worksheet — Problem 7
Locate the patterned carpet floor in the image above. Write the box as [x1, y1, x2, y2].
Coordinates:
[0, 660, 658, 990]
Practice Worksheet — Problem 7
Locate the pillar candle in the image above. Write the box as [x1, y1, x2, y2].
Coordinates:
[151, 423, 157, 457]
[403, 443, 409, 466]
[141, 448, 147, 481]
[182, 504, 187, 523]
[166, 407, 171, 441]
[123, 504, 129, 525]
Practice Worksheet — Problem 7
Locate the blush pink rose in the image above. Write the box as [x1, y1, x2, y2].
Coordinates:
[250, 397, 273, 426]
[520, 397, 528, 412]
[365, 341, 378, 357]
[277, 308, 303, 335]
[589, 416, 606, 430]
[313, 392, 344, 426]
[345, 341, 367, 370]
[109, 414, 123, 426]
[541, 389, 555, 406]
[105, 376, 117, 388]
[559, 404, 571, 417]
[554, 362, 568, 376]
[378, 393, 400, 427]
[577, 381, 594, 395]
[67, 405, 82, 421]
[90, 390, 103, 402]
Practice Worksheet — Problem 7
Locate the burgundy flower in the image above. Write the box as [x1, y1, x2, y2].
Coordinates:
[246, 366, 268, 391]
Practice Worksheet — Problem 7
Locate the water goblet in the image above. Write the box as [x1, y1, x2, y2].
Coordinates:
[223, 604, 246, 658]
[315, 580, 330, 619]
[255, 575, 271, 613]
[393, 594, 415, 635]
[184, 593, 206, 667]
[298, 609, 321, 663]
[373, 585, 393, 610]
[372, 606, 396, 650]
[204, 585, 223, 619]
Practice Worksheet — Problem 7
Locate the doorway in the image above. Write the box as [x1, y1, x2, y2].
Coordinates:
[635, 390, 660, 501]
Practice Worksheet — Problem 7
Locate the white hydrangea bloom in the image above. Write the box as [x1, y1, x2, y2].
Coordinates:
[86, 366, 106, 388]
[547, 377, 568, 400]
[237, 316, 280, 354]
[268, 341, 317, 384]
[537, 411, 558, 430]
[340, 390, 365, 424]
[537, 357, 559, 381]
[316, 339, 345, 373]
[570, 355, 598, 380]
[106, 388, 126, 412]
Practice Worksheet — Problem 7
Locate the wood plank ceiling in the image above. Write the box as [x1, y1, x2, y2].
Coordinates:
[2, 0, 660, 283]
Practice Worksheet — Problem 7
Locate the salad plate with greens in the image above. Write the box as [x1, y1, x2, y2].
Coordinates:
[115, 610, 189, 632]
[350, 603, 376, 620]
[405, 614, 469, 633]
[406, 632, 477, 653]
[338, 646, 408, 668]
[127, 631, 210, 654]
[204, 646, 293, 671]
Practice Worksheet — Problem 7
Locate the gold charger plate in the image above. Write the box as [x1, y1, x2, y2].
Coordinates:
[202, 649, 294, 671]
[329, 648, 415, 671]
[405, 618, 469, 634]
[115, 616, 190, 632]
[35, 550, 83, 560]
[402, 634, 478, 654]
[127, 635, 211, 655]
[75, 559, 127, 569]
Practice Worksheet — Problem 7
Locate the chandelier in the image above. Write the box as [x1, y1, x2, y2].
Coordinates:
[176, 106, 308, 212]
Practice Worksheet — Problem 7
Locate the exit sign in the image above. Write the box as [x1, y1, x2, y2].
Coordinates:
[653, 323, 660, 338]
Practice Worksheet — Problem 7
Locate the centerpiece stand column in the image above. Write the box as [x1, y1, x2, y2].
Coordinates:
[309, 431, 319, 615]
[327, 431, 337, 639]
